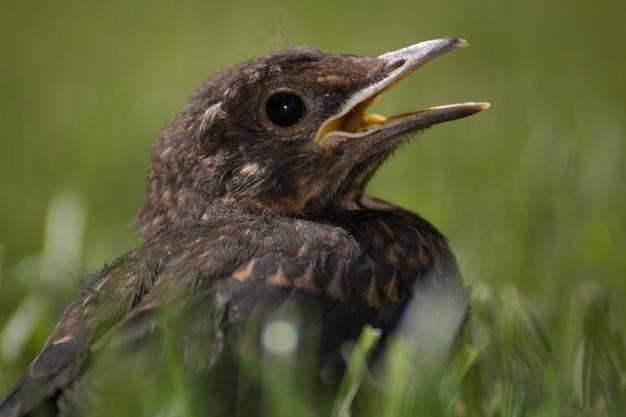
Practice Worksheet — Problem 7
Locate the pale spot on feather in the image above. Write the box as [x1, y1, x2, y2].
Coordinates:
[245, 70, 261, 84]
[378, 220, 395, 237]
[316, 74, 344, 85]
[385, 271, 400, 302]
[293, 265, 321, 294]
[200, 157, 213, 169]
[92, 275, 110, 292]
[266, 265, 290, 287]
[81, 295, 94, 308]
[387, 247, 400, 265]
[51, 334, 74, 345]
[326, 269, 346, 299]
[233, 259, 256, 281]
[269, 64, 282, 74]
[240, 163, 262, 177]
[417, 247, 428, 266]
[364, 277, 382, 307]
[297, 243, 308, 258]
[198, 102, 223, 135]
[160, 146, 173, 158]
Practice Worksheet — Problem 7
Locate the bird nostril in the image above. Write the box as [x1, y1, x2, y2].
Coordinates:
[386, 58, 406, 72]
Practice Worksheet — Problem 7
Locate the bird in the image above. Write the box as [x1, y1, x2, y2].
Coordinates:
[0, 38, 488, 416]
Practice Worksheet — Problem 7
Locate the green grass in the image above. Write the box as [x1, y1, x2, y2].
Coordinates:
[1, 0, 625, 415]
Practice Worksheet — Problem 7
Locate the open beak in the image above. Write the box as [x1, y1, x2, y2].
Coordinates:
[315, 38, 489, 149]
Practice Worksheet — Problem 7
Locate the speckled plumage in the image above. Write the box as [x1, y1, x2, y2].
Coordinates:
[1, 39, 486, 417]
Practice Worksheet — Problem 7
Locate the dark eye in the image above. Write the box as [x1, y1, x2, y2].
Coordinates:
[265, 92, 305, 127]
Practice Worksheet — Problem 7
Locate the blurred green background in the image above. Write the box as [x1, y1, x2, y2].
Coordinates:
[1, 0, 625, 407]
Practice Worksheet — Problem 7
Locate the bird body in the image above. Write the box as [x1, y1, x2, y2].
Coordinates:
[1, 38, 487, 416]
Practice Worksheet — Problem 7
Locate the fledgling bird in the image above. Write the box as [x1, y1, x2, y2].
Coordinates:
[0, 38, 488, 416]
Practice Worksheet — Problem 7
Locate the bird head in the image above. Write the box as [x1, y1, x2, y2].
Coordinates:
[139, 38, 488, 237]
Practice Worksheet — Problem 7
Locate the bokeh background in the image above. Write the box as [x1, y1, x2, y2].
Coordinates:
[1, 0, 625, 404]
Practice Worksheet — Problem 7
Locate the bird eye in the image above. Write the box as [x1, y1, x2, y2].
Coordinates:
[265, 92, 305, 127]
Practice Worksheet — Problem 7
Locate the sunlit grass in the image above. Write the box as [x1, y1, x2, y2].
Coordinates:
[1, 203, 624, 416]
